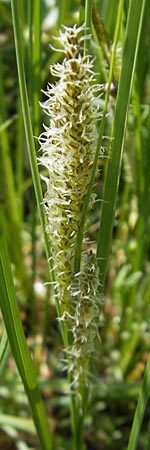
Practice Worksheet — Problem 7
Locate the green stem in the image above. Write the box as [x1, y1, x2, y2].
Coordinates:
[71, 396, 82, 450]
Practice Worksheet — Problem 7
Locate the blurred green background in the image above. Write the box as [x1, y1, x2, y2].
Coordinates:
[0, 1, 150, 449]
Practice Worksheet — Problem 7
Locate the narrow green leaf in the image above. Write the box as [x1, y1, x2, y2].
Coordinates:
[0, 219, 53, 450]
[96, 0, 146, 286]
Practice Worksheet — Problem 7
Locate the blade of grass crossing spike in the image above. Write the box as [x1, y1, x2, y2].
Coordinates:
[0, 219, 53, 450]
[96, 0, 146, 285]
[74, 0, 123, 275]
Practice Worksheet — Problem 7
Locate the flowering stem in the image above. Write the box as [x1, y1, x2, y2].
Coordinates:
[70, 396, 83, 450]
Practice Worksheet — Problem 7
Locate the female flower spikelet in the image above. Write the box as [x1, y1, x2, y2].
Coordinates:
[39, 25, 101, 306]
[68, 251, 102, 392]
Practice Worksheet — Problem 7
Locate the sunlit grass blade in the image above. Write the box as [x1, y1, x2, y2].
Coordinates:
[96, 0, 146, 285]
[0, 217, 53, 450]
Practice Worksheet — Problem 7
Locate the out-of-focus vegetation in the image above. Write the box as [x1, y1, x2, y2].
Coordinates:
[0, 0, 150, 449]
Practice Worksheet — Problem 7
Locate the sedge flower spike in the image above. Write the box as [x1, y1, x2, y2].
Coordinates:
[39, 25, 101, 309]
[67, 250, 102, 394]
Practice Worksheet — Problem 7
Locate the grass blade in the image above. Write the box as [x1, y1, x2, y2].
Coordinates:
[0, 218, 53, 450]
[96, 0, 146, 285]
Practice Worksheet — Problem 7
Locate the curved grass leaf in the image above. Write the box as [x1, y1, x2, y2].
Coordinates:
[0, 219, 53, 450]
